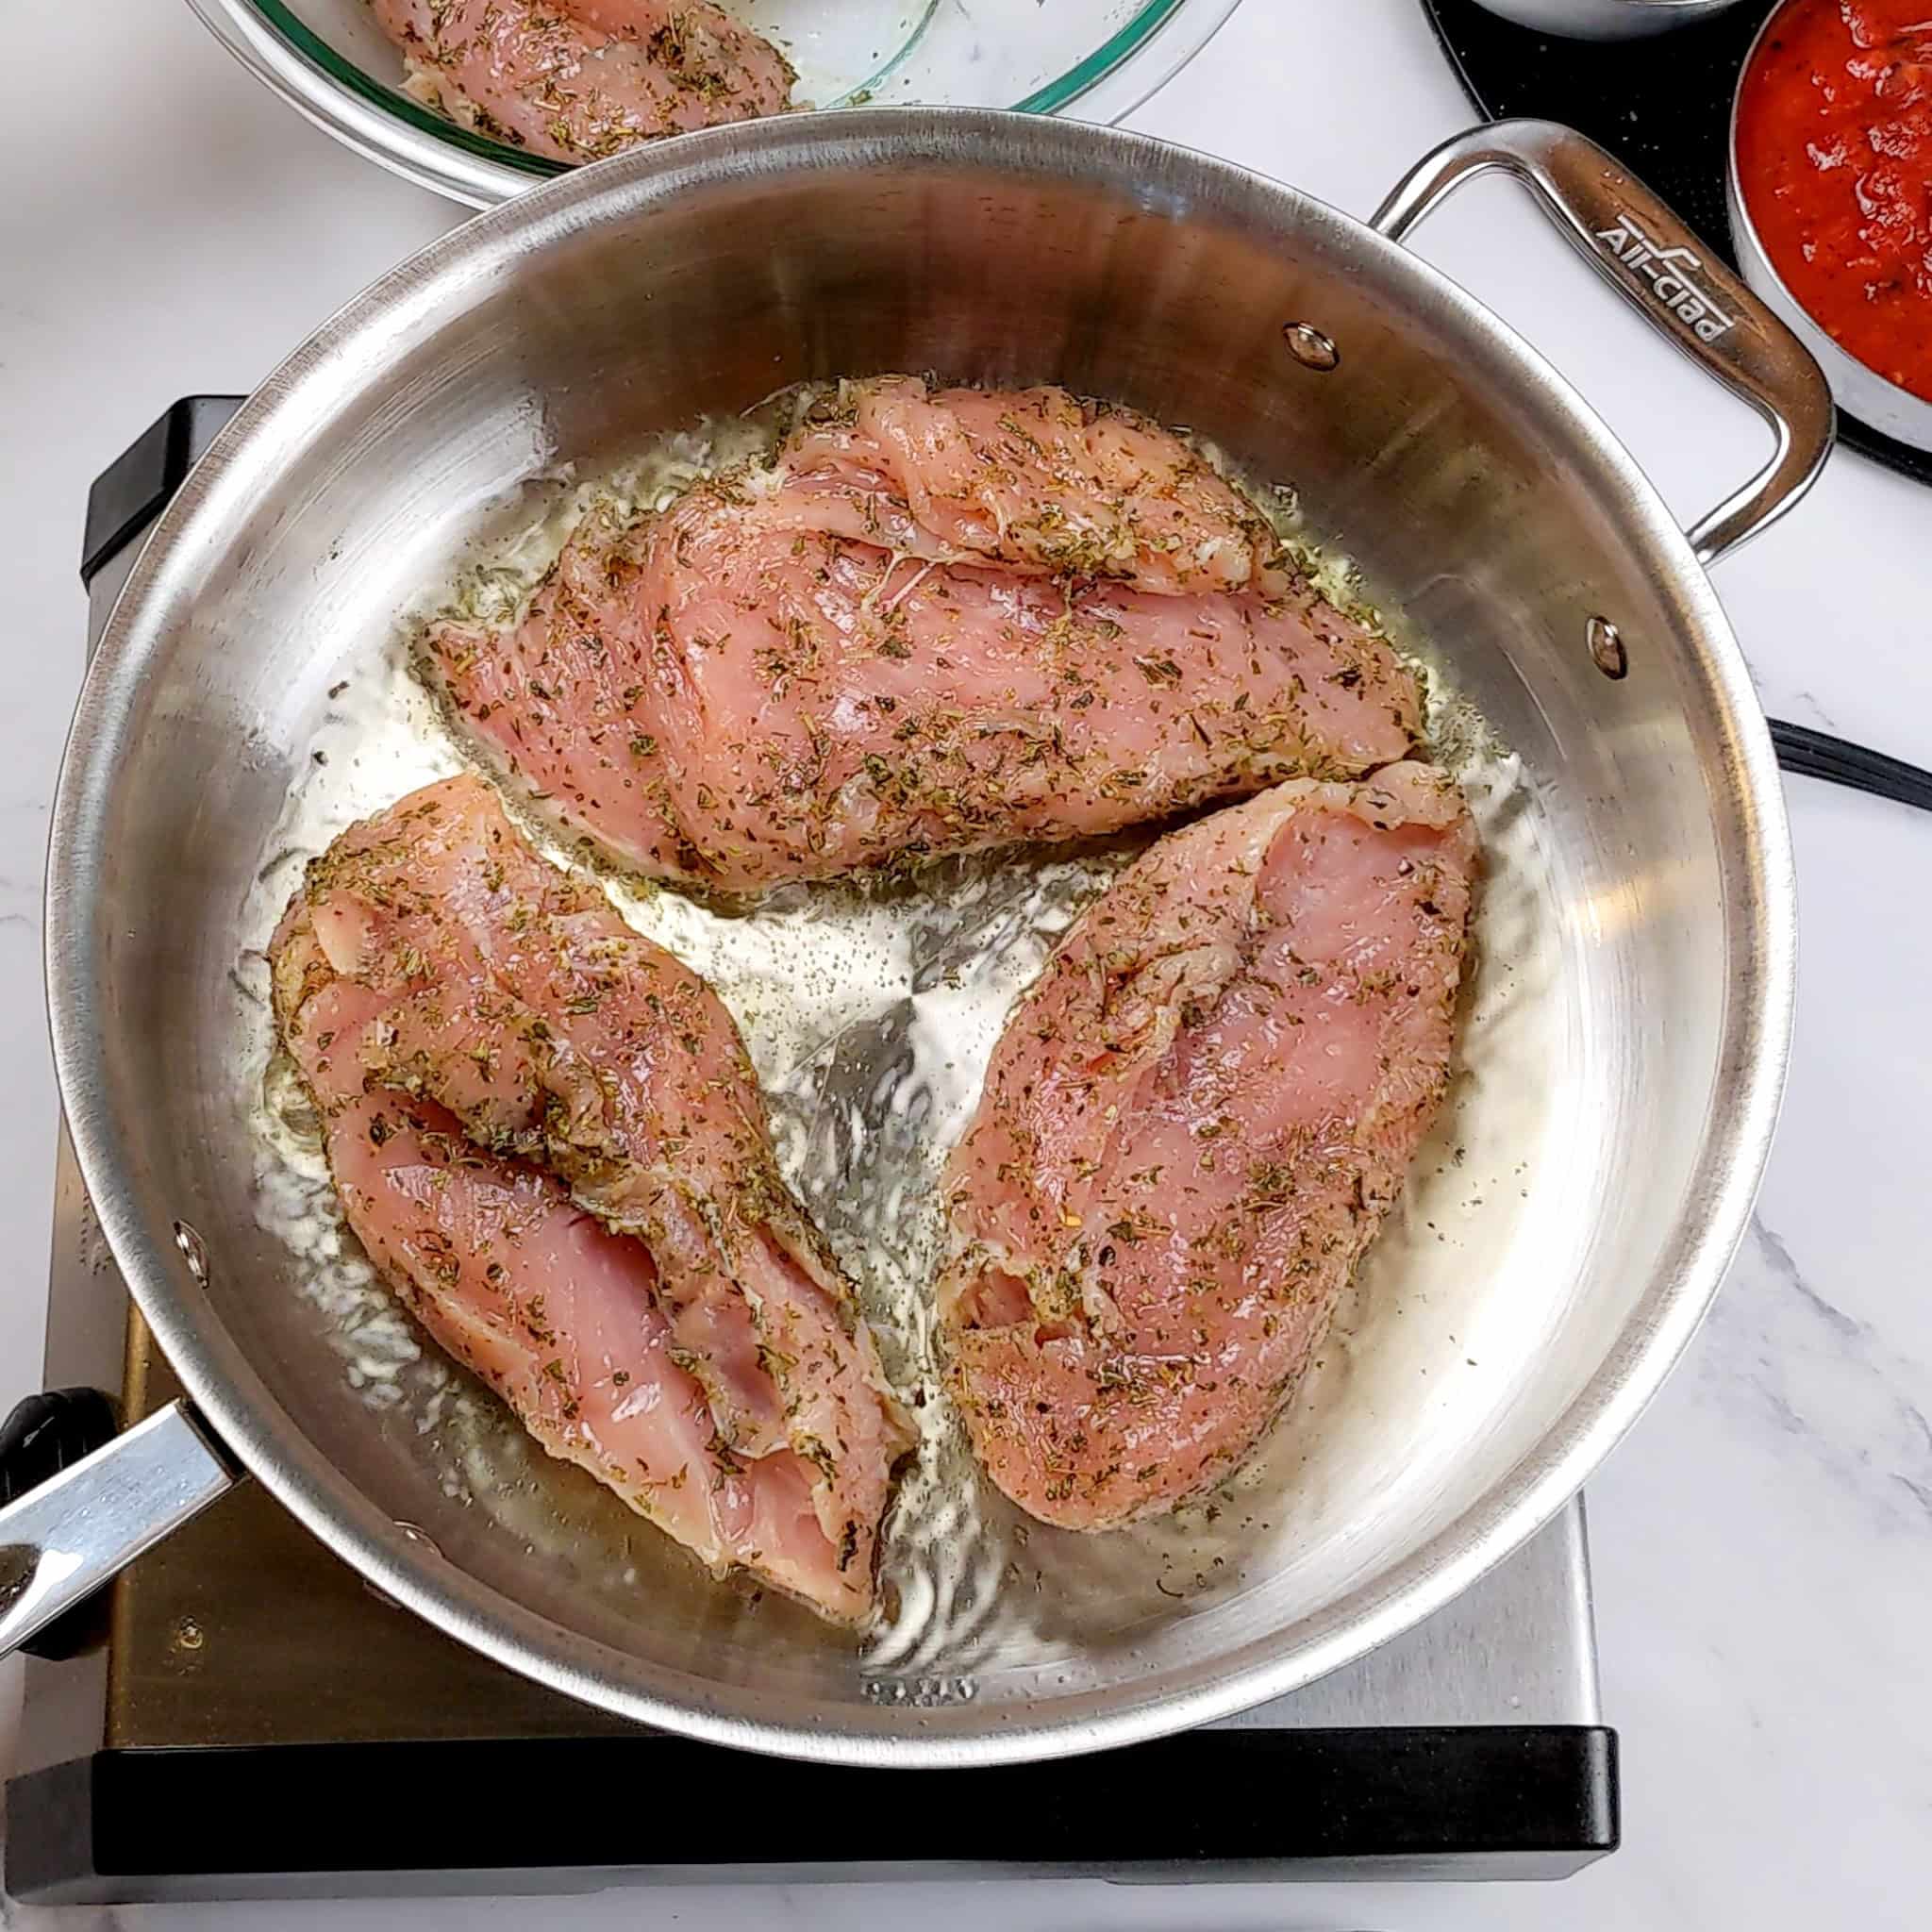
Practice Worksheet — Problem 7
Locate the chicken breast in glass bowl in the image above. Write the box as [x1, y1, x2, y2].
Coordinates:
[184, 0, 1244, 206]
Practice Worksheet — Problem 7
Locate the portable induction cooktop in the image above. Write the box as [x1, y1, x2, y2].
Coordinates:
[1, 401, 1619, 1906]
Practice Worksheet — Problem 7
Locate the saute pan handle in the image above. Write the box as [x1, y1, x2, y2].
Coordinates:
[0, 1396, 239, 1661]
[1371, 118, 1834, 569]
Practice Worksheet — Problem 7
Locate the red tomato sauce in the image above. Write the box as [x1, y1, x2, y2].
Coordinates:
[1736, 0, 1932, 402]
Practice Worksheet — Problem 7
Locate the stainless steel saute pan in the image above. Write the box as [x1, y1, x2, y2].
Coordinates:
[1, 112, 1826, 1765]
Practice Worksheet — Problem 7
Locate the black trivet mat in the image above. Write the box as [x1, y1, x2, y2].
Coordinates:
[1418, 0, 1932, 488]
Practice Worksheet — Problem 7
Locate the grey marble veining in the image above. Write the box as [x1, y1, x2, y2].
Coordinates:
[1710, 1217, 1932, 1530]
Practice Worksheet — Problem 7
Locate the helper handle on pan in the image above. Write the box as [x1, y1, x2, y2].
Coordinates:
[1372, 119, 1835, 569]
[0, 1396, 239, 1662]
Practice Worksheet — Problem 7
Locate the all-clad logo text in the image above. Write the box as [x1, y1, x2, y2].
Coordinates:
[1594, 216, 1737, 343]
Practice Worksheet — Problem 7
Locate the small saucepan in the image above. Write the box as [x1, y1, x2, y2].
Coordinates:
[1467, 0, 1752, 38]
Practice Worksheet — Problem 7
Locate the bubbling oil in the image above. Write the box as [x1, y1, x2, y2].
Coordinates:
[242, 387, 1538, 1678]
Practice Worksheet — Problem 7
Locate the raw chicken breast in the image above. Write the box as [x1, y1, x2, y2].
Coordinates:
[938, 762, 1476, 1531]
[271, 774, 910, 1623]
[426, 392, 1420, 896]
[375, 0, 795, 163]
[774, 378, 1291, 596]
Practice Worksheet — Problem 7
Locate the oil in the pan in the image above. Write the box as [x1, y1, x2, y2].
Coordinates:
[242, 391, 1548, 1685]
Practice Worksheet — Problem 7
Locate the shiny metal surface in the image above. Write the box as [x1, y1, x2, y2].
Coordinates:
[1725, 0, 1932, 457]
[22, 537, 1602, 1759]
[0, 1403, 237, 1661]
[1375, 120, 1834, 566]
[109, 1337, 648, 1748]
[30, 1225, 1601, 1751]
[1221, 1501, 1601, 1730]
[47, 109, 1798, 1764]
[1466, 0, 1747, 36]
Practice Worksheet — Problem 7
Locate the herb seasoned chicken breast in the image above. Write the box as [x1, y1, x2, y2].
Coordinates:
[426, 380, 1421, 896]
[270, 774, 910, 1623]
[772, 377, 1292, 596]
[937, 762, 1476, 1530]
[375, 0, 795, 163]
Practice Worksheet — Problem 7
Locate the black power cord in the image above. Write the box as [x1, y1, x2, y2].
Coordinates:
[1769, 721, 1932, 815]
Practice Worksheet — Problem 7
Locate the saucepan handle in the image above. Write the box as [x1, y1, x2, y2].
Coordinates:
[0, 1394, 239, 1661]
[1371, 118, 1835, 569]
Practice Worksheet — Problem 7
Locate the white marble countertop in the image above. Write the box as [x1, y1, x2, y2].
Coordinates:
[3, 1, 1928, 1925]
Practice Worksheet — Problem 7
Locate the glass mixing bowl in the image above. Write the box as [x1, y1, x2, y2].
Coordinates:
[186, 1, 1245, 207]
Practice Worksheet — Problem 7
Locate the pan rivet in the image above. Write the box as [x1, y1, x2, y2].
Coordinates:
[1282, 322, 1341, 371]
[1587, 615, 1628, 680]
[172, 1221, 211, 1287]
